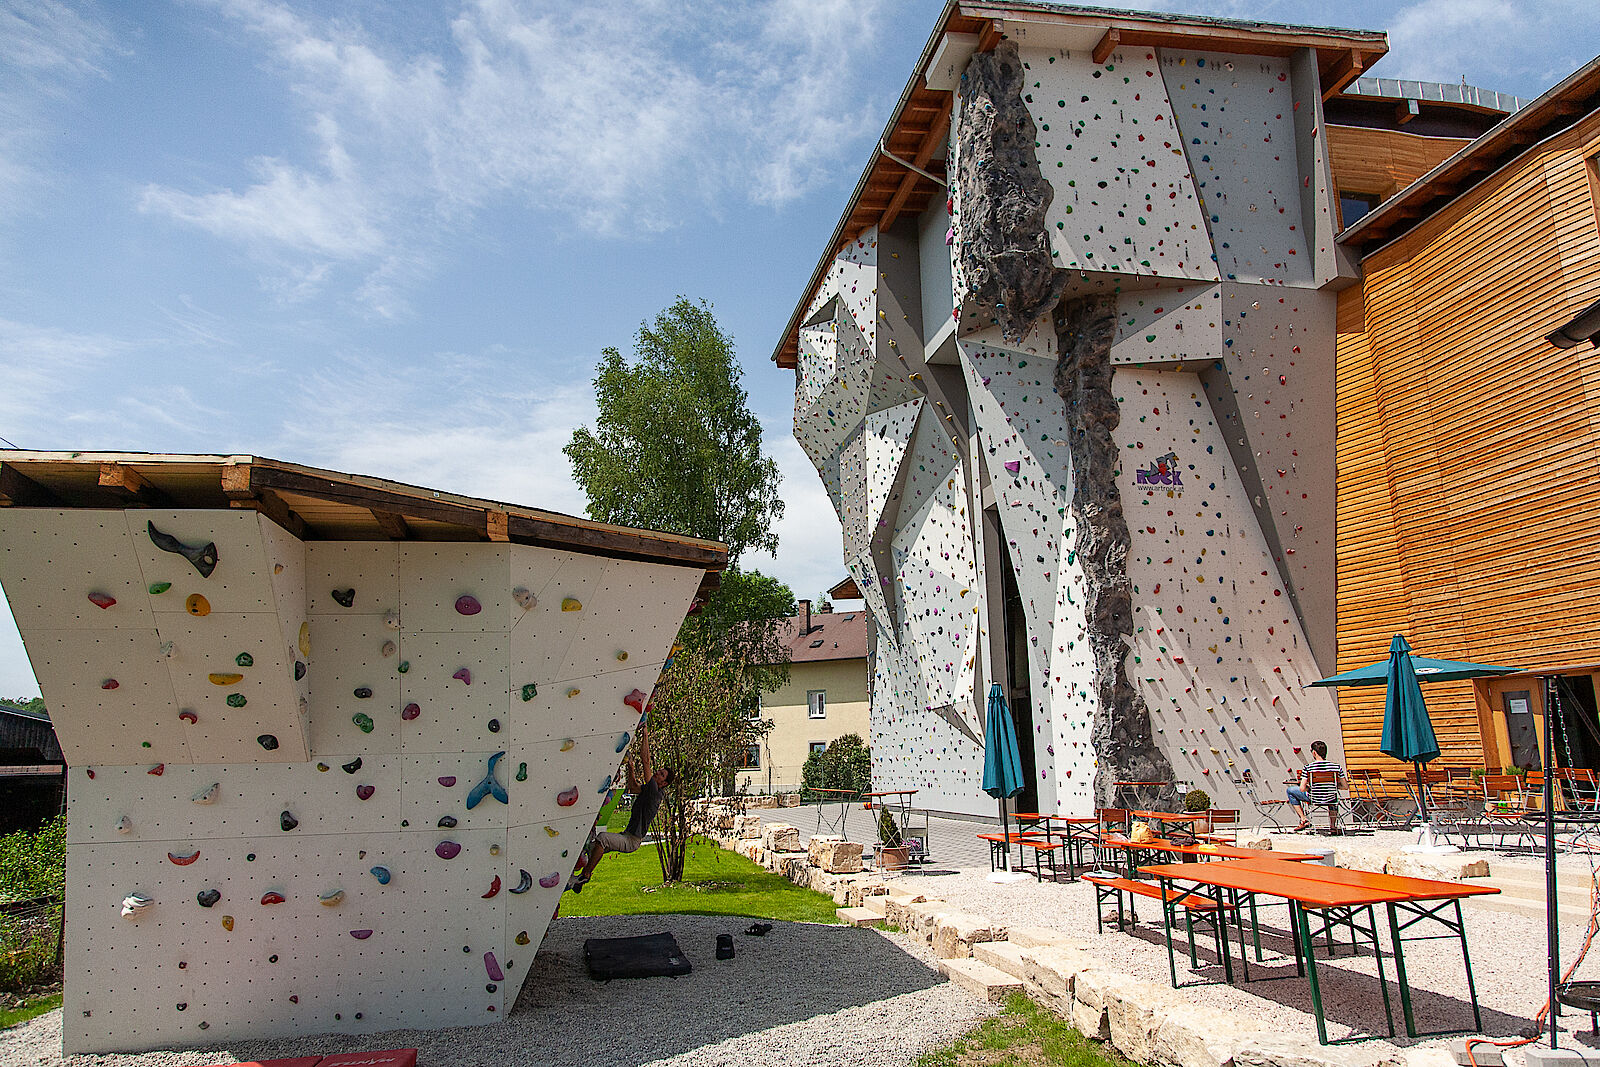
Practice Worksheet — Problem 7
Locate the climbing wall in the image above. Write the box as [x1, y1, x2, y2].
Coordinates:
[1113, 368, 1340, 810]
[1013, 43, 1216, 281]
[0, 509, 702, 1053]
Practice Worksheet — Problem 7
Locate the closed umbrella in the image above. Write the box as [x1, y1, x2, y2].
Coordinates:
[983, 682, 1025, 869]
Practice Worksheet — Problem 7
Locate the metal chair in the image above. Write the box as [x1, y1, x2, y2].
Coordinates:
[1307, 768, 1346, 834]
[1200, 808, 1239, 843]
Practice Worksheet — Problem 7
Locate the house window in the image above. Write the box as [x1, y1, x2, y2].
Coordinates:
[809, 741, 827, 755]
[808, 690, 827, 719]
[1338, 190, 1380, 228]
[745, 696, 761, 720]
[739, 745, 760, 770]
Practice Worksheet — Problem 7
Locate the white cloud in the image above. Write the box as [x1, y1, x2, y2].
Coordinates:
[141, 0, 889, 309]
[0, 0, 113, 217]
[0, 318, 129, 437]
[1383, 0, 1596, 94]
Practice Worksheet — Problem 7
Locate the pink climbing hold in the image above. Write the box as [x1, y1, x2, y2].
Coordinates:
[401, 703, 421, 721]
[438, 776, 456, 787]
[350, 929, 373, 939]
[455, 595, 482, 616]
[623, 689, 647, 714]
[1003, 460, 1021, 475]
[356, 784, 375, 800]
[484, 951, 505, 982]
[556, 786, 579, 807]
[453, 668, 472, 685]
[87, 592, 116, 609]
[435, 840, 461, 859]
[538, 871, 561, 889]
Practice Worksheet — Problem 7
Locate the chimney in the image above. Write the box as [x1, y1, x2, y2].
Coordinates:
[799, 598, 812, 635]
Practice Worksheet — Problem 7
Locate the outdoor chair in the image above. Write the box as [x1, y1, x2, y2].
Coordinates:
[1093, 808, 1130, 870]
[1346, 769, 1410, 828]
[1558, 768, 1600, 812]
[1198, 809, 1239, 844]
[1307, 769, 1345, 834]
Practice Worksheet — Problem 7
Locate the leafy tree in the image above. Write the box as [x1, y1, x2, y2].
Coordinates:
[801, 733, 872, 801]
[567, 298, 793, 882]
[564, 296, 783, 560]
[0, 697, 45, 718]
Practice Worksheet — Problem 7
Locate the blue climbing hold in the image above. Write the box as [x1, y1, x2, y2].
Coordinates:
[370, 866, 391, 885]
[466, 751, 509, 810]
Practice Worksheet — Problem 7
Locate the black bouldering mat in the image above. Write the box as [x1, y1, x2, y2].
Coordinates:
[583, 932, 692, 980]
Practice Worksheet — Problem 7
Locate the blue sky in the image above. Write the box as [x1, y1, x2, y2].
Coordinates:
[1, 0, 1595, 698]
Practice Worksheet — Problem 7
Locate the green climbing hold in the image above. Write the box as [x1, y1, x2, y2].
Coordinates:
[226, 694, 246, 708]
[149, 582, 171, 595]
[352, 713, 374, 733]
[516, 762, 527, 782]
[236, 652, 254, 667]
[397, 661, 410, 673]
[520, 683, 537, 702]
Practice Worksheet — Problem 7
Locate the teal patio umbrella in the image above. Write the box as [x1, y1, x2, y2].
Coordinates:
[1311, 634, 1521, 822]
[983, 682, 1025, 868]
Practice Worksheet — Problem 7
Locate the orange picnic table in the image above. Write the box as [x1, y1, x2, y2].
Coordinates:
[1137, 858, 1499, 1044]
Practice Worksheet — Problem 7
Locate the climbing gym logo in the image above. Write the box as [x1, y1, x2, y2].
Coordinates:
[1134, 452, 1183, 490]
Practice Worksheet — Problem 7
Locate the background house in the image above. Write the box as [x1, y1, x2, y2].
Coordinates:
[0, 698, 64, 832]
[736, 595, 868, 794]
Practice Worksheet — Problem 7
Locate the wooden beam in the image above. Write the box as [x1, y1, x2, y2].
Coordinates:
[220, 463, 254, 500]
[229, 489, 309, 540]
[0, 463, 62, 507]
[97, 462, 174, 507]
[370, 509, 411, 540]
[505, 512, 725, 569]
[1396, 98, 1420, 126]
[1091, 28, 1120, 65]
[487, 510, 510, 543]
[1322, 50, 1365, 101]
[878, 98, 953, 233]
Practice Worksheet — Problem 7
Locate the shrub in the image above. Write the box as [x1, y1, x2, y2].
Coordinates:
[878, 806, 902, 848]
[0, 906, 60, 993]
[1182, 789, 1211, 812]
[0, 816, 65, 904]
[800, 734, 871, 801]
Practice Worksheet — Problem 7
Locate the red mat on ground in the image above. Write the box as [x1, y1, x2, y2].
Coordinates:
[185, 1050, 416, 1067]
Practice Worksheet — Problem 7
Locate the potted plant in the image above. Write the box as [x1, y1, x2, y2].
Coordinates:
[1183, 788, 1212, 836]
[877, 806, 910, 871]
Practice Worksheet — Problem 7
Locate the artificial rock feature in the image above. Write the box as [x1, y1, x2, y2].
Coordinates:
[1056, 296, 1174, 805]
[953, 40, 1065, 343]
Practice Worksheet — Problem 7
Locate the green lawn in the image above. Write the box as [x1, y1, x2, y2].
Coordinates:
[915, 994, 1131, 1067]
[557, 807, 839, 923]
[0, 992, 61, 1030]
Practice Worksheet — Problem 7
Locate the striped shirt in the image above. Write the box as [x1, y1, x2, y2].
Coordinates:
[1302, 760, 1344, 803]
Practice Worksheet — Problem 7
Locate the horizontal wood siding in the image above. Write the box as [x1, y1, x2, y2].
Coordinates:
[1337, 111, 1600, 776]
[1327, 125, 1471, 200]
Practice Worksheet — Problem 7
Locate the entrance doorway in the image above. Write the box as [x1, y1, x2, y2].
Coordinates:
[1000, 548, 1039, 814]
[1482, 672, 1600, 772]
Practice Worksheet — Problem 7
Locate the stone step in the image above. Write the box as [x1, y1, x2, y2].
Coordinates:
[972, 940, 1031, 980]
[1006, 925, 1081, 949]
[863, 894, 889, 917]
[836, 906, 884, 928]
[938, 956, 1024, 1003]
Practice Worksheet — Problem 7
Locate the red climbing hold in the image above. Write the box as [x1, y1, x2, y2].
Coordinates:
[179, 710, 198, 724]
[453, 668, 472, 685]
[148, 764, 165, 775]
[623, 689, 648, 714]
[260, 892, 286, 905]
[482, 875, 501, 899]
[87, 592, 116, 609]
[101, 679, 119, 690]
[168, 850, 200, 865]
[455, 595, 482, 616]
[401, 703, 421, 720]
[556, 786, 579, 807]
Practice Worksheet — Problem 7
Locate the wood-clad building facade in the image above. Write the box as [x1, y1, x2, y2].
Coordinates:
[1334, 60, 1600, 775]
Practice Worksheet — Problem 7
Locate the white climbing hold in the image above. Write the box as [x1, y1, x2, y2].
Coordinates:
[116, 815, 132, 835]
[381, 640, 396, 658]
[384, 609, 401, 630]
[512, 587, 535, 611]
[121, 893, 154, 917]
[192, 782, 220, 805]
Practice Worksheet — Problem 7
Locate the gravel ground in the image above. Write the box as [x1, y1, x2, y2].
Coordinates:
[0, 915, 995, 1067]
[890, 863, 1600, 1058]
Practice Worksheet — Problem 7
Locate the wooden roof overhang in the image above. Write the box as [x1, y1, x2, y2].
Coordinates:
[772, 1, 1386, 369]
[1339, 55, 1600, 254]
[0, 452, 727, 595]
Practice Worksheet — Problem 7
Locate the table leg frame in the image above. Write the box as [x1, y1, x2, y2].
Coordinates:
[1386, 898, 1482, 1038]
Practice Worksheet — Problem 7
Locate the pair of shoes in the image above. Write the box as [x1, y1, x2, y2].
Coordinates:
[1292, 821, 1311, 832]
[744, 922, 772, 937]
[566, 874, 588, 894]
[715, 933, 735, 960]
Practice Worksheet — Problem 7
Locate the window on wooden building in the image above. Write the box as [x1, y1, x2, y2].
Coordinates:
[1339, 190, 1381, 229]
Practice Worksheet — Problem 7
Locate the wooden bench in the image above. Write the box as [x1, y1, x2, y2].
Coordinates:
[1084, 874, 1235, 983]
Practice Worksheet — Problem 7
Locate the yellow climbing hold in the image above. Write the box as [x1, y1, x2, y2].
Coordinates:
[544, 826, 559, 837]
[560, 738, 575, 752]
[566, 687, 580, 698]
[221, 915, 234, 931]
[208, 673, 244, 686]
[186, 593, 211, 617]
[515, 931, 530, 946]
[319, 890, 345, 906]
[615, 650, 628, 662]
[490, 844, 501, 855]
[298, 622, 311, 657]
[561, 597, 582, 612]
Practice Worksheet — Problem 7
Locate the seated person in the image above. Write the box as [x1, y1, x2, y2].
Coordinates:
[1286, 740, 1345, 831]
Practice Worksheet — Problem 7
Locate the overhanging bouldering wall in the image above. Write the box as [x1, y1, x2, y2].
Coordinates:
[0, 505, 704, 1052]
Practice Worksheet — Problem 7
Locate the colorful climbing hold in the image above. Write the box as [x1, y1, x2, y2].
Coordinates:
[148, 582, 171, 595]
[597, 775, 612, 794]
[556, 786, 579, 807]
[294, 660, 306, 680]
[484, 952, 504, 982]
[168, 850, 200, 865]
[397, 660, 410, 673]
[191, 782, 219, 804]
[543, 826, 558, 837]
[356, 784, 374, 800]
[561, 597, 581, 612]
[511, 870, 535, 894]
[435, 841, 461, 860]
[100, 679, 118, 690]
[331, 588, 355, 608]
[369, 866, 391, 885]
[520, 683, 537, 702]
[401, 703, 421, 721]
[438, 776, 456, 787]
[516, 762, 528, 782]
[512, 587, 535, 610]
[352, 713, 374, 733]
[148, 521, 218, 577]
[186, 593, 210, 616]
[566, 688, 580, 698]
[615, 732, 631, 753]
[235, 652, 253, 667]
[482, 876, 501, 899]
[438, 815, 457, 828]
[624, 689, 648, 714]
[538, 870, 561, 889]
[208, 673, 243, 686]
[87, 591, 116, 609]
[350, 929, 373, 939]
[320, 890, 345, 906]
[453, 667, 472, 685]
[221, 915, 234, 930]
[260, 892, 286, 905]
[466, 752, 508, 809]
[615, 650, 629, 662]
[197, 889, 220, 908]
[342, 757, 362, 773]
[515, 931, 530, 945]
[280, 811, 298, 832]
[179, 709, 198, 724]
[298, 622, 311, 657]
[559, 738, 574, 752]
[455, 595, 482, 616]
[381, 640, 396, 658]
[148, 763, 164, 775]
[121, 894, 154, 918]
[226, 693, 247, 707]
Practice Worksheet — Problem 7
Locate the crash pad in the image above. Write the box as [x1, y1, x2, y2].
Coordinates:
[582, 931, 692, 980]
